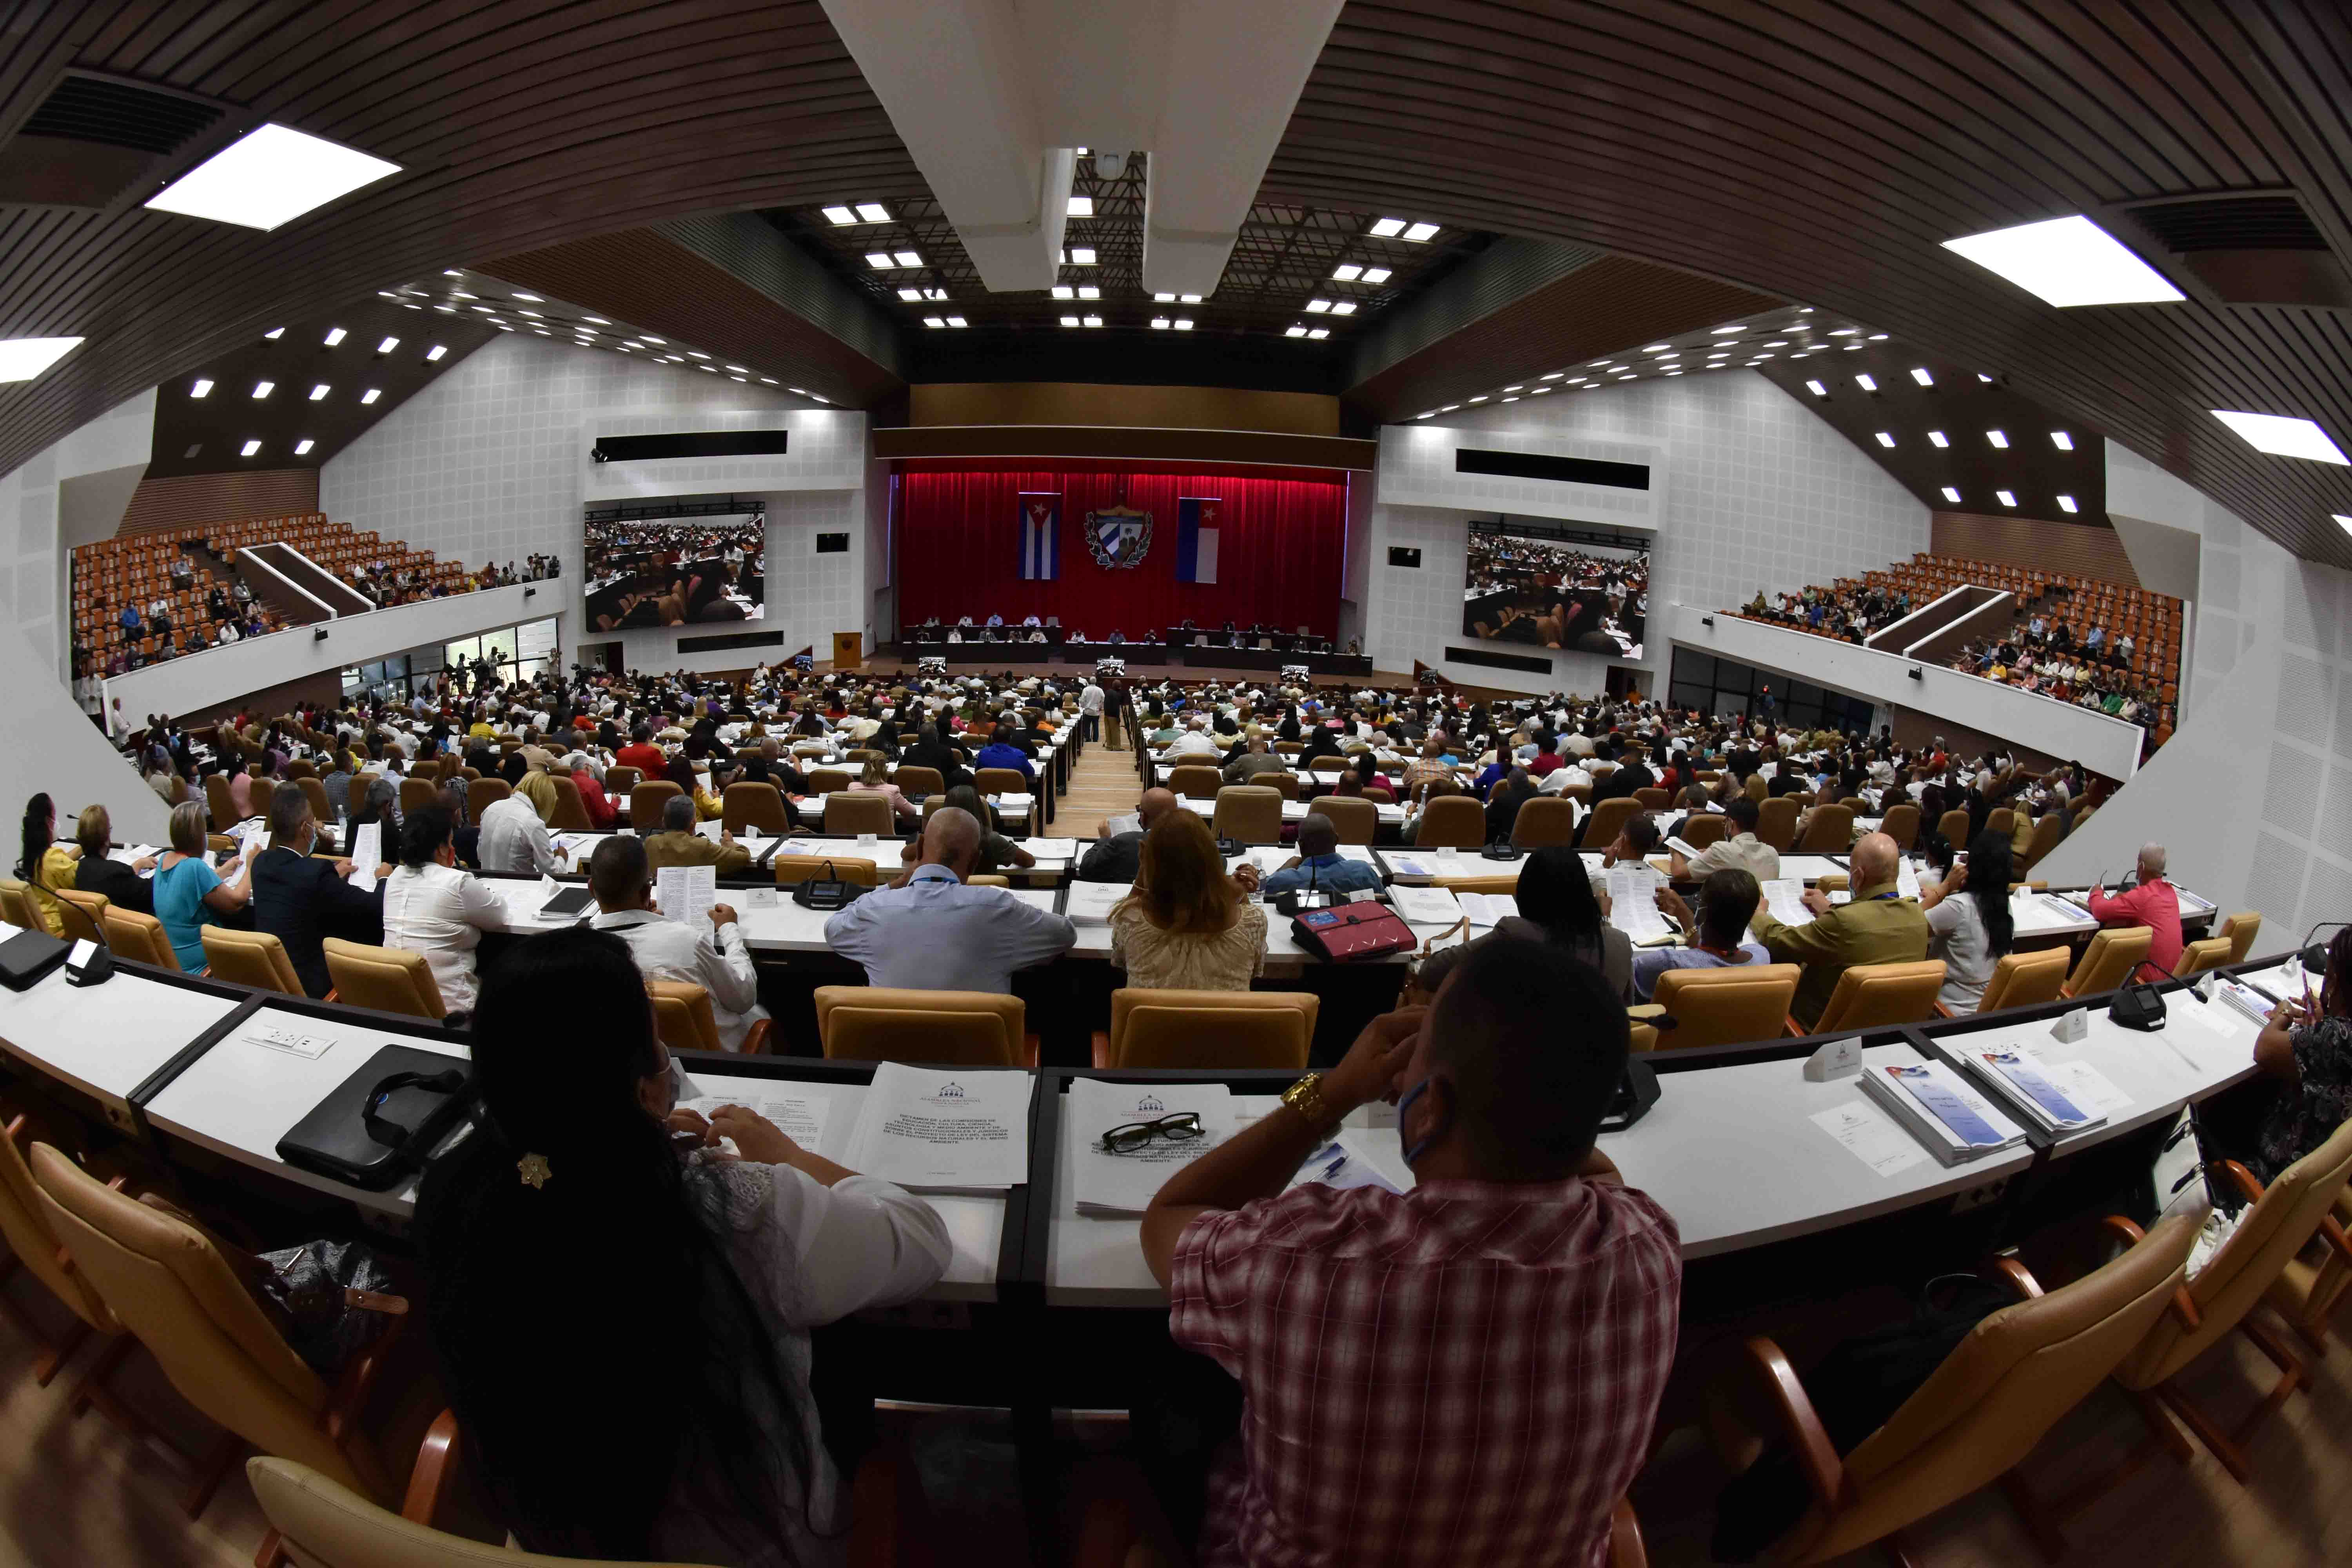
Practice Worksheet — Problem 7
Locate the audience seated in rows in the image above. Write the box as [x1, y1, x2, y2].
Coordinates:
[589, 835, 769, 1051]
[1109, 811, 1267, 991]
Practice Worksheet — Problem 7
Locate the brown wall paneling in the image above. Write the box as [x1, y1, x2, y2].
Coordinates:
[118, 470, 319, 537]
[874, 425, 1376, 470]
[1930, 512, 2142, 588]
[177, 670, 346, 733]
[909, 383, 1341, 434]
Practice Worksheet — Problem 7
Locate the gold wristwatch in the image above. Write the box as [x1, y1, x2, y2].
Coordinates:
[1282, 1072, 1336, 1136]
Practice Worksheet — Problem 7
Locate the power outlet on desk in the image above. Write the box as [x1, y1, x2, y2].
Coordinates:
[1952, 1176, 2011, 1213]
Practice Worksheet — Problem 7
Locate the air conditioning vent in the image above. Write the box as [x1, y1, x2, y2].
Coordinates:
[2118, 190, 2349, 308]
[0, 73, 226, 209]
[20, 75, 221, 156]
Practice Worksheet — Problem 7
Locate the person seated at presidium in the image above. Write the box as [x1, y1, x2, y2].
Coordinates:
[824, 807, 1076, 992]
[152, 800, 256, 970]
[2085, 840, 2185, 976]
[414, 927, 949, 1564]
[1749, 831, 1930, 1030]
[588, 835, 769, 1051]
[380, 807, 506, 1017]
[1258, 813, 1383, 899]
[1139, 940, 1679, 1568]
[1110, 813, 1266, 992]
[250, 783, 394, 999]
[69, 804, 154, 916]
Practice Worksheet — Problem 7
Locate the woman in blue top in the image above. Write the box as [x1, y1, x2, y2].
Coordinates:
[151, 801, 254, 971]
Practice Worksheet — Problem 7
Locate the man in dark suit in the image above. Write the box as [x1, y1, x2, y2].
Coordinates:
[250, 784, 388, 998]
[1077, 788, 1178, 882]
[1589, 740, 1654, 805]
[901, 724, 972, 791]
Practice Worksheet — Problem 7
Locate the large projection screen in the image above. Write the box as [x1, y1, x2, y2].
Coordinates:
[1461, 518, 1650, 659]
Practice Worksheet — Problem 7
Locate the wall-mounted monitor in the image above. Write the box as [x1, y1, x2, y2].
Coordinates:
[584, 507, 765, 632]
[1461, 517, 1649, 659]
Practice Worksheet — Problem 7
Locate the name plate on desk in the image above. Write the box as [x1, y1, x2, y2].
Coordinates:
[1803, 1036, 1863, 1082]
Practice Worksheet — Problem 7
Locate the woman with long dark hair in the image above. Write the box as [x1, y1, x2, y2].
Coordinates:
[417, 929, 948, 1563]
[1918, 829, 2016, 1013]
[1494, 845, 1632, 1000]
[15, 792, 80, 936]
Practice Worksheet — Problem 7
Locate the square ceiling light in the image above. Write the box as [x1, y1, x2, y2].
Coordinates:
[1940, 214, 2184, 307]
[2211, 409, 2349, 464]
[1067, 196, 1094, 217]
[855, 202, 891, 223]
[0, 337, 81, 381]
[144, 123, 401, 231]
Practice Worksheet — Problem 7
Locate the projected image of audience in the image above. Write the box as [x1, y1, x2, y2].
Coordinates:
[1462, 522, 1649, 657]
[584, 514, 765, 630]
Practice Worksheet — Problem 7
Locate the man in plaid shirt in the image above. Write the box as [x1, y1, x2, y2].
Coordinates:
[1143, 938, 1682, 1566]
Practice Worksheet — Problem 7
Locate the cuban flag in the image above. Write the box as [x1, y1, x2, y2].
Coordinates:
[1176, 496, 1221, 584]
[1018, 492, 1060, 579]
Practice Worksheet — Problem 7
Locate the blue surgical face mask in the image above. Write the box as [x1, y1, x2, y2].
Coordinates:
[1396, 1076, 1446, 1168]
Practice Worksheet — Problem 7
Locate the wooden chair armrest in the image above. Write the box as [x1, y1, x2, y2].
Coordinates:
[1934, 1000, 1957, 1018]
[2098, 1214, 2201, 1328]
[1740, 1336, 1846, 1514]
[2317, 1212, 2352, 1269]
[399, 1409, 463, 1525]
[1611, 1497, 1647, 1568]
[2218, 1159, 2266, 1208]
[1784, 1014, 1806, 1038]
[741, 1019, 772, 1056]
[323, 1312, 407, 1444]
[1021, 1032, 1041, 1071]
[3, 1113, 23, 1146]
[1985, 1254, 2045, 1300]
[1090, 1029, 1111, 1070]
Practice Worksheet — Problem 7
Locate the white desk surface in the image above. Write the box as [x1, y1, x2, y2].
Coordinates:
[2238, 958, 2316, 1005]
[142, 1002, 469, 1215]
[679, 1064, 1006, 1301]
[1045, 1092, 1410, 1307]
[1598, 1044, 2035, 1259]
[0, 968, 241, 1114]
[2011, 889, 2103, 939]
[479, 878, 1064, 954]
[1176, 796, 1406, 825]
[1926, 997, 2259, 1155]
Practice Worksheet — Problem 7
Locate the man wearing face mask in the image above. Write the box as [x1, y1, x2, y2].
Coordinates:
[1139, 938, 1681, 1568]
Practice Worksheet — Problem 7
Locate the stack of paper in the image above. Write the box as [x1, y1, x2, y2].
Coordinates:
[1760, 878, 1815, 927]
[1287, 1135, 1404, 1196]
[2210, 977, 2278, 1027]
[1388, 884, 1465, 925]
[1063, 881, 1125, 925]
[1069, 1078, 1234, 1215]
[1895, 858, 1923, 900]
[657, 864, 717, 926]
[1457, 891, 1519, 926]
[1022, 838, 1078, 860]
[345, 822, 381, 891]
[1953, 1045, 2107, 1135]
[1606, 864, 1677, 946]
[841, 1061, 1031, 1192]
[678, 1084, 834, 1157]
[1859, 1059, 2029, 1165]
[1383, 855, 1438, 884]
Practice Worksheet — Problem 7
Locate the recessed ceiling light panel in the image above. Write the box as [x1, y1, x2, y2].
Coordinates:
[1941, 214, 2185, 307]
[143, 123, 400, 231]
[2210, 410, 2349, 464]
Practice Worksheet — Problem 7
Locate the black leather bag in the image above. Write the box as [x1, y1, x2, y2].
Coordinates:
[0, 928, 70, 991]
[275, 1046, 471, 1190]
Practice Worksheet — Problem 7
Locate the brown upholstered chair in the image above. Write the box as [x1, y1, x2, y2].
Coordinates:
[322, 939, 447, 1021]
[1879, 802, 1920, 852]
[545, 774, 593, 831]
[1094, 989, 1318, 1069]
[466, 777, 511, 822]
[723, 781, 792, 835]
[346, 774, 373, 820]
[1628, 964, 1800, 1051]
[1985, 807, 2015, 841]
[52, 887, 109, 947]
[1936, 808, 1972, 850]
[29, 1143, 402, 1521]
[1414, 795, 1487, 849]
[1755, 796, 1799, 853]
[2172, 936, 2232, 978]
[1632, 787, 1670, 811]
[1712, 1211, 2198, 1564]
[1510, 795, 1579, 848]
[1795, 804, 1853, 853]
[102, 907, 180, 969]
[2063, 925, 2152, 998]
[629, 780, 682, 833]
[3, 877, 54, 930]
[2107, 1121, 2352, 1480]
[894, 765, 944, 797]
[199, 927, 307, 996]
[1211, 786, 1283, 845]
[2019, 813, 2063, 870]
[2217, 911, 2261, 964]
[1314, 795, 1378, 845]
[602, 765, 641, 797]
[396, 777, 437, 818]
[814, 985, 1030, 1066]
[1943, 945, 2071, 1016]
[299, 777, 336, 826]
[825, 792, 897, 838]
[204, 773, 238, 829]
[1580, 796, 1640, 851]
[773, 854, 879, 886]
[649, 980, 771, 1055]
[1166, 764, 1222, 800]
[1797, 960, 1947, 1035]
[806, 767, 855, 796]
[0, 1116, 122, 1387]
[2267, 1187, 2352, 1356]
[1678, 813, 1730, 851]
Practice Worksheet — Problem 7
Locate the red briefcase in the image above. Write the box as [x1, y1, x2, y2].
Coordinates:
[1290, 902, 1417, 963]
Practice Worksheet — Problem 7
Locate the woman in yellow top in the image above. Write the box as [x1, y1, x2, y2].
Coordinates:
[16, 793, 82, 936]
[1108, 811, 1268, 992]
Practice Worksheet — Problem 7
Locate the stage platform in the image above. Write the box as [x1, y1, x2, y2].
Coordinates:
[899, 640, 1373, 677]
[865, 650, 1401, 688]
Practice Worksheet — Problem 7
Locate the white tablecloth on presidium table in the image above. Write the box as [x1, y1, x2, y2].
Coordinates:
[138, 1000, 1005, 1298]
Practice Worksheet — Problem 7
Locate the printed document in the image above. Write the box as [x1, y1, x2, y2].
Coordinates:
[1069, 1078, 1234, 1215]
[656, 864, 717, 926]
[843, 1061, 1030, 1191]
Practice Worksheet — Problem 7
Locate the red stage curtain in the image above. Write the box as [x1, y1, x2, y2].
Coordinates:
[895, 467, 1348, 638]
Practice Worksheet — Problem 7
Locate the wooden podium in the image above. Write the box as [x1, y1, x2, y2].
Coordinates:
[831, 632, 862, 671]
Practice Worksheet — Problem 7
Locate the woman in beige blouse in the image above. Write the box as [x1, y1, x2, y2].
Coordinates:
[1109, 811, 1267, 991]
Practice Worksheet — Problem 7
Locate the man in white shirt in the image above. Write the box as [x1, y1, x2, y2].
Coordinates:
[588, 836, 770, 1051]
[1670, 796, 1780, 882]
[477, 788, 565, 875]
[1079, 680, 1105, 741]
[1165, 720, 1221, 759]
